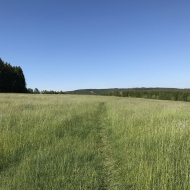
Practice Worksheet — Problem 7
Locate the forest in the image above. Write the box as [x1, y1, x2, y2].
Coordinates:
[101, 88, 190, 102]
[0, 58, 27, 93]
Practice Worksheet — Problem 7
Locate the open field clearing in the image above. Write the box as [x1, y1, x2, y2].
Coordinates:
[0, 94, 190, 189]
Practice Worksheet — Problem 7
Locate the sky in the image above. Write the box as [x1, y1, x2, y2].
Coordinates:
[1, 0, 190, 91]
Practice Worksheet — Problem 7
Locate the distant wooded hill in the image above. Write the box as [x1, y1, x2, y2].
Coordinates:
[65, 88, 190, 102]
[0, 58, 27, 93]
[65, 88, 186, 95]
[65, 88, 124, 95]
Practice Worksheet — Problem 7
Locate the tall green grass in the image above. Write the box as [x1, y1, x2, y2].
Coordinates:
[0, 94, 190, 189]
[106, 98, 190, 189]
[0, 94, 104, 189]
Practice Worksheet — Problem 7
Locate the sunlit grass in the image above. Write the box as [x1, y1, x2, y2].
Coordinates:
[106, 98, 190, 189]
[0, 94, 190, 189]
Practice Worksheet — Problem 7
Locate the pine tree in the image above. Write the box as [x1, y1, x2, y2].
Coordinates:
[0, 58, 27, 92]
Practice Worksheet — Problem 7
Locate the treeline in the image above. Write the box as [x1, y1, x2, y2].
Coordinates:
[0, 58, 27, 93]
[65, 88, 124, 95]
[27, 88, 66, 94]
[41, 90, 66, 94]
[102, 89, 190, 102]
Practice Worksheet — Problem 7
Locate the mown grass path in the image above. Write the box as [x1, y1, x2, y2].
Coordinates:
[95, 102, 120, 190]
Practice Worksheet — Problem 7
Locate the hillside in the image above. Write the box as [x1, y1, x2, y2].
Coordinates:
[65, 88, 124, 95]
[65, 87, 187, 95]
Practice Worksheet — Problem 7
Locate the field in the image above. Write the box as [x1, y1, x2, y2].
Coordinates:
[0, 94, 190, 189]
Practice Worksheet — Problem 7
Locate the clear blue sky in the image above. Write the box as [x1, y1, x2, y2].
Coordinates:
[1, 0, 190, 91]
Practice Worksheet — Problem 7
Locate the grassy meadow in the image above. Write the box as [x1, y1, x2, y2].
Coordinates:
[0, 94, 190, 189]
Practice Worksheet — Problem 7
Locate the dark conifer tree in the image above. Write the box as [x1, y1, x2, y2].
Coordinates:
[0, 58, 27, 92]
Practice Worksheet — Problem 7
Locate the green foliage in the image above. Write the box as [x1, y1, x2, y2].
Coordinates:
[27, 88, 33, 93]
[102, 88, 190, 102]
[0, 58, 27, 93]
[33, 88, 40, 94]
[187, 95, 190, 102]
[66, 88, 125, 95]
[41, 90, 66, 94]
